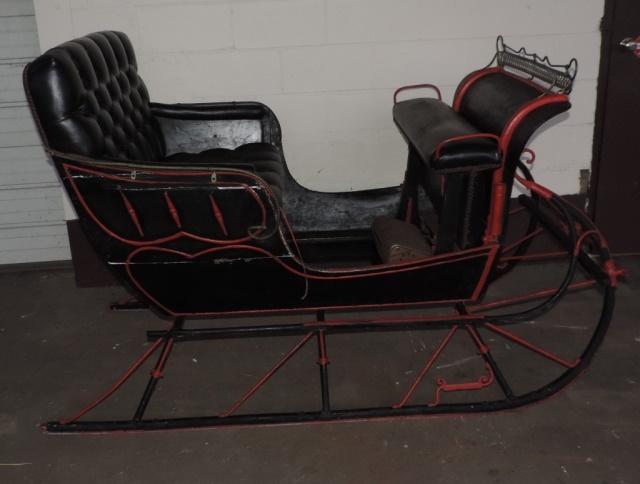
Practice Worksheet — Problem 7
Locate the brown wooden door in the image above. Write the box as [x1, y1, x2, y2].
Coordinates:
[591, 0, 640, 252]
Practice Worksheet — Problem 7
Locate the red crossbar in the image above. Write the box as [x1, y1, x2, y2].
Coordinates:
[484, 323, 579, 369]
[219, 332, 314, 417]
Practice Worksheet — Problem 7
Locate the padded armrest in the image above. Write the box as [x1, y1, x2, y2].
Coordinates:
[393, 98, 500, 173]
[150, 101, 271, 121]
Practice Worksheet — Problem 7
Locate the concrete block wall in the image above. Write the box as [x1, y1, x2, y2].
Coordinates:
[33, 0, 605, 222]
[0, 0, 70, 265]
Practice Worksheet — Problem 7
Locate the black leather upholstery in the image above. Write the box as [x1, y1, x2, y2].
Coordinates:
[393, 98, 500, 253]
[393, 99, 500, 172]
[24, 32, 288, 200]
[456, 70, 571, 239]
[25, 31, 165, 161]
[166, 143, 286, 200]
[457, 72, 544, 135]
[394, 70, 571, 253]
[25, 31, 404, 236]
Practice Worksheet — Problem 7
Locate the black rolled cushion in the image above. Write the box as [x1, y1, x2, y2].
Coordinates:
[165, 142, 285, 200]
[393, 98, 500, 173]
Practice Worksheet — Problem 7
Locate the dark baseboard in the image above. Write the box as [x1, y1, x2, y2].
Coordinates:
[67, 220, 117, 287]
[0, 259, 73, 274]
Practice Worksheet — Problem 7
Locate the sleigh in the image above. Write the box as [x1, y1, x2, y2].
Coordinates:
[24, 32, 622, 433]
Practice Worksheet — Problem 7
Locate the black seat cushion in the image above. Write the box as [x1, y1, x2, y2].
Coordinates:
[393, 98, 500, 172]
[165, 142, 285, 200]
[24, 31, 164, 161]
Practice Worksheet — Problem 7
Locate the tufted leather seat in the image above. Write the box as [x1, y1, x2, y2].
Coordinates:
[25, 31, 164, 160]
[24, 31, 286, 197]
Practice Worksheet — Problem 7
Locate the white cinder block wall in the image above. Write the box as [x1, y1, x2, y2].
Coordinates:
[33, 0, 604, 223]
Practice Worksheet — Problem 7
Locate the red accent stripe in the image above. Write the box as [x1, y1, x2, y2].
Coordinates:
[453, 67, 548, 112]
[209, 193, 228, 237]
[317, 330, 329, 366]
[499, 95, 568, 154]
[484, 323, 580, 369]
[151, 338, 175, 379]
[119, 191, 144, 237]
[163, 192, 182, 228]
[125, 245, 494, 318]
[429, 363, 494, 407]
[393, 326, 458, 409]
[468, 279, 597, 312]
[59, 337, 165, 424]
[63, 164, 266, 247]
[434, 133, 500, 159]
[219, 332, 314, 417]
[394, 83, 442, 103]
[502, 227, 545, 254]
[471, 245, 499, 301]
[465, 324, 489, 354]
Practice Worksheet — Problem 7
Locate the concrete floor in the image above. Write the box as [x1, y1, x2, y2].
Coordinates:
[1, 257, 639, 484]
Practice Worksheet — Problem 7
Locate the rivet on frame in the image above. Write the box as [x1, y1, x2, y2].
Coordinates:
[210, 171, 217, 183]
[130, 169, 137, 180]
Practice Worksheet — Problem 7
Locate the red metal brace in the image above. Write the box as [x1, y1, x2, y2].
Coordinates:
[163, 191, 182, 228]
[119, 190, 145, 237]
[429, 363, 494, 407]
[604, 260, 625, 288]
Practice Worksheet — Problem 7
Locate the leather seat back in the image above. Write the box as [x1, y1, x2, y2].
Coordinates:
[454, 70, 571, 242]
[456, 71, 570, 192]
[24, 31, 165, 161]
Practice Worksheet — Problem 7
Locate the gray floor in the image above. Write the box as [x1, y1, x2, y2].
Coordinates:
[1, 258, 639, 484]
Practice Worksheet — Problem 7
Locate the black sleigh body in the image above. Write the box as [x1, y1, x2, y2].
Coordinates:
[23, 32, 622, 433]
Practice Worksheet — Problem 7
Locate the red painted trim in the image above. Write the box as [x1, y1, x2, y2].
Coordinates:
[393, 326, 458, 408]
[317, 330, 329, 365]
[63, 164, 267, 247]
[119, 191, 144, 237]
[394, 83, 442, 103]
[218, 332, 314, 417]
[429, 363, 494, 407]
[482, 95, 569, 242]
[484, 323, 580, 368]
[124, 244, 496, 317]
[59, 337, 166, 424]
[470, 245, 499, 301]
[151, 338, 175, 379]
[502, 227, 544, 254]
[434, 133, 500, 159]
[498, 94, 568, 155]
[209, 193, 228, 236]
[514, 175, 553, 200]
[521, 147, 536, 164]
[483, 179, 505, 243]
[467, 279, 597, 313]
[453, 67, 549, 112]
[163, 192, 182, 228]
[126, 244, 492, 283]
